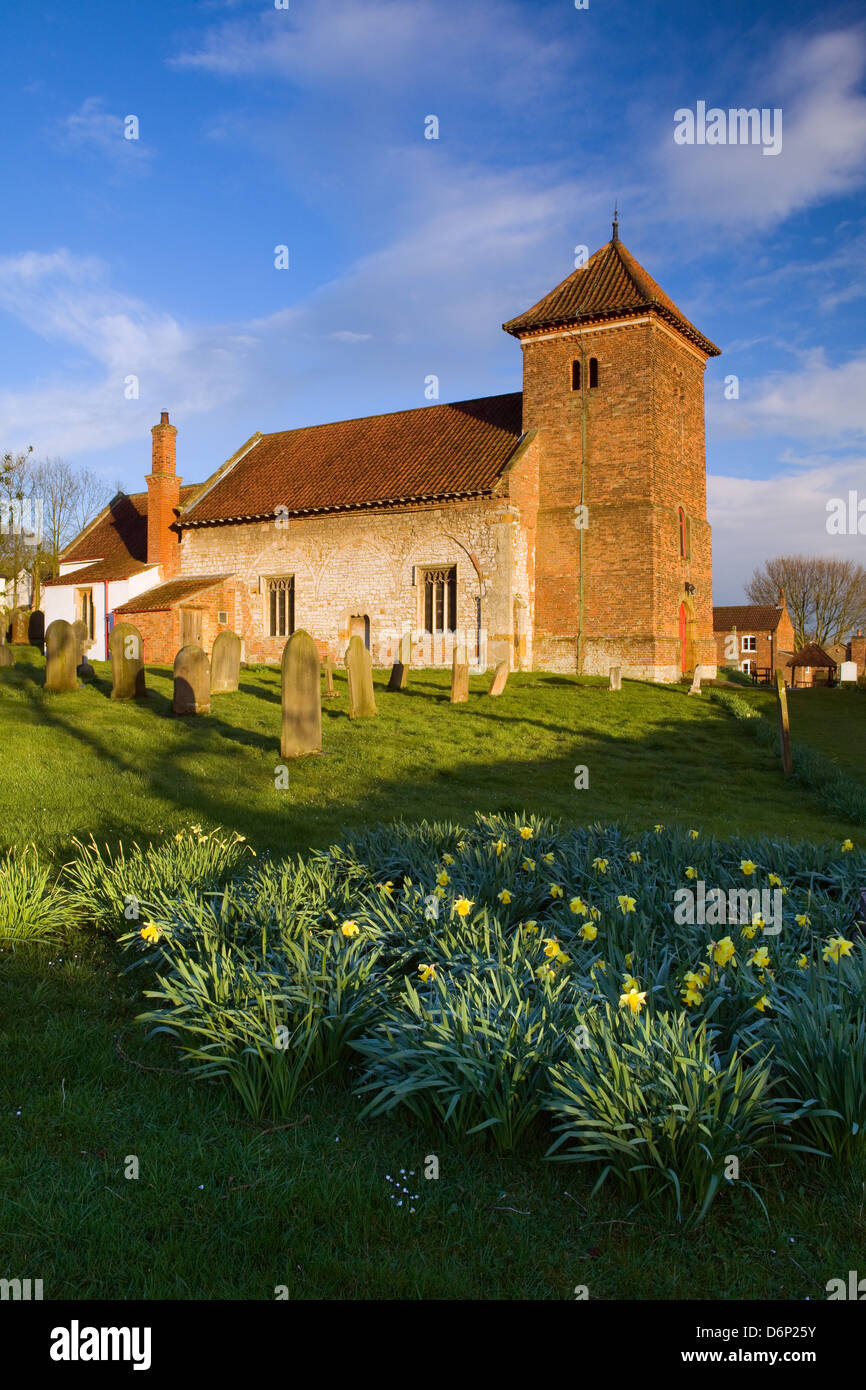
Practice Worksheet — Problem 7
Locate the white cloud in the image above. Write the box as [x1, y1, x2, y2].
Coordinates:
[658, 27, 866, 228]
[709, 350, 866, 443]
[58, 97, 153, 174]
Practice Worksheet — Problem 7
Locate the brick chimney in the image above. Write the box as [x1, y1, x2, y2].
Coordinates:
[850, 628, 865, 675]
[146, 411, 181, 576]
[776, 587, 786, 608]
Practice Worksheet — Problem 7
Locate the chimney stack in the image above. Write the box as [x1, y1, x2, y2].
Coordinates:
[146, 410, 182, 574]
[776, 587, 785, 608]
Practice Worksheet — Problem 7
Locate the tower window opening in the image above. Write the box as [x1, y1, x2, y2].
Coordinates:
[589, 357, 599, 389]
[571, 360, 581, 391]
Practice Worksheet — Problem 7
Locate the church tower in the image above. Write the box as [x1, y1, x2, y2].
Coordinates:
[502, 219, 720, 680]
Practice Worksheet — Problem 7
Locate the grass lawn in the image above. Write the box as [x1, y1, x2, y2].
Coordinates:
[1, 651, 864, 1301]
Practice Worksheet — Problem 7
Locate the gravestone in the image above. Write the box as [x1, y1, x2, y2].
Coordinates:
[345, 634, 376, 718]
[775, 670, 793, 777]
[450, 648, 468, 703]
[210, 629, 241, 694]
[388, 660, 408, 691]
[28, 611, 44, 648]
[609, 666, 622, 691]
[108, 622, 146, 700]
[281, 629, 322, 758]
[44, 619, 78, 692]
[399, 631, 412, 666]
[840, 661, 858, 683]
[322, 653, 337, 698]
[173, 644, 210, 715]
[11, 608, 30, 644]
[687, 665, 704, 695]
[0, 642, 14, 668]
[71, 619, 94, 678]
[488, 659, 509, 697]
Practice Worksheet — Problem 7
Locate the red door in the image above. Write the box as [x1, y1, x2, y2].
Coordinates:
[679, 603, 688, 673]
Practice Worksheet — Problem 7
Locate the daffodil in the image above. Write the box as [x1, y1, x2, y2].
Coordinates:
[620, 987, 647, 1014]
[543, 852, 555, 865]
[453, 896, 473, 918]
[841, 839, 854, 852]
[140, 923, 160, 944]
[592, 858, 609, 874]
[768, 873, 781, 887]
[437, 870, 450, 887]
[751, 946, 771, 970]
[523, 920, 539, 934]
[741, 923, 758, 940]
[796, 913, 810, 928]
[797, 953, 809, 970]
[418, 963, 436, 983]
[590, 906, 602, 921]
[688, 829, 699, 840]
[443, 853, 455, 865]
[579, 923, 598, 942]
[537, 964, 556, 983]
[493, 840, 506, 857]
[625, 952, 634, 968]
[654, 824, 664, 833]
[740, 860, 756, 876]
[497, 889, 512, 904]
[556, 951, 570, 966]
[519, 826, 534, 840]
[683, 970, 705, 992]
[682, 986, 703, 1007]
[685, 866, 697, 880]
[340, 920, 360, 938]
[823, 935, 854, 963]
[549, 884, 564, 899]
[569, 896, 588, 916]
[629, 851, 642, 864]
[753, 995, 770, 1013]
[543, 937, 561, 958]
[622, 973, 640, 992]
[711, 936, 736, 967]
[617, 895, 636, 915]
[522, 858, 535, 872]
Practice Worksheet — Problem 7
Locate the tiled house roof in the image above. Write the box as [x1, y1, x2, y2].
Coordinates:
[713, 605, 785, 632]
[115, 576, 231, 613]
[43, 558, 154, 587]
[502, 237, 721, 356]
[178, 394, 524, 527]
[787, 642, 837, 669]
[59, 486, 201, 571]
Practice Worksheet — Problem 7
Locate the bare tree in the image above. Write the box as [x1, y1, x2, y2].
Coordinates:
[0, 446, 35, 609]
[71, 467, 113, 537]
[746, 555, 866, 649]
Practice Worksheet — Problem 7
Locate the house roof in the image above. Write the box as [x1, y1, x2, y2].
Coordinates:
[114, 575, 231, 614]
[43, 559, 156, 588]
[502, 236, 721, 356]
[60, 485, 201, 572]
[713, 605, 785, 633]
[787, 642, 838, 669]
[178, 393, 524, 528]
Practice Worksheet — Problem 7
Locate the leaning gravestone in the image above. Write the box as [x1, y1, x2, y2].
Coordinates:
[44, 619, 78, 692]
[210, 629, 241, 694]
[450, 649, 468, 703]
[173, 644, 210, 715]
[0, 642, 14, 668]
[388, 660, 407, 691]
[322, 653, 337, 698]
[687, 665, 704, 696]
[345, 634, 377, 718]
[108, 622, 146, 700]
[11, 608, 30, 644]
[399, 631, 412, 666]
[281, 629, 322, 758]
[609, 666, 622, 691]
[488, 659, 509, 697]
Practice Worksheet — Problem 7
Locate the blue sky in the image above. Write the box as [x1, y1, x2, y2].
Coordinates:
[1, 0, 864, 600]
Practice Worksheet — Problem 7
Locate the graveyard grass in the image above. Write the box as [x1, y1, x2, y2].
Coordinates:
[1, 649, 864, 1300]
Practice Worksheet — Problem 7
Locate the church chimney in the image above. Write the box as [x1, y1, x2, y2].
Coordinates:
[146, 411, 181, 576]
[776, 587, 785, 608]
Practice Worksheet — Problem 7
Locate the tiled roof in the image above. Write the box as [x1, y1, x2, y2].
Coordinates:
[61, 485, 201, 570]
[787, 642, 837, 669]
[115, 575, 231, 613]
[43, 559, 155, 587]
[713, 605, 784, 633]
[502, 238, 721, 356]
[179, 394, 523, 527]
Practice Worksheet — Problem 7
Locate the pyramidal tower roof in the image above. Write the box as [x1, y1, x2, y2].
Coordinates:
[502, 223, 721, 356]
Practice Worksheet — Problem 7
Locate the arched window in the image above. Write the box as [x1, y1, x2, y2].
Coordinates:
[571, 360, 581, 391]
[589, 357, 599, 389]
[678, 507, 687, 558]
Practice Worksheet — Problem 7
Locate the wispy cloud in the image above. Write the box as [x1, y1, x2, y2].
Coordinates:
[709, 349, 866, 443]
[57, 97, 153, 176]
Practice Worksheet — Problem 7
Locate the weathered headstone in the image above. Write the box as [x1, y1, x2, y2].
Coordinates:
[44, 619, 78, 692]
[108, 622, 146, 700]
[775, 670, 793, 777]
[173, 644, 210, 715]
[399, 631, 412, 666]
[488, 659, 509, 697]
[11, 608, 30, 644]
[345, 634, 377, 718]
[609, 666, 622, 691]
[210, 629, 241, 694]
[840, 661, 858, 683]
[388, 660, 408, 691]
[281, 629, 322, 758]
[322, 653, 337, 698]
[687, 665, 704, 695]
[450, 648, 468, 703]
[0, 642, 14, 668]
[28, 611, 44, 648]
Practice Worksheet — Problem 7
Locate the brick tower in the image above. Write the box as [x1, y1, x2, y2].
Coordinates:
[502, 218, 720, 680]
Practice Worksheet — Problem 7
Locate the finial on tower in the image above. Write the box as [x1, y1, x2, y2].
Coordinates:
[612, 204, 619, 242]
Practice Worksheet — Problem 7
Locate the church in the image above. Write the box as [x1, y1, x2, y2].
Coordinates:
[44, 221, 720, 681]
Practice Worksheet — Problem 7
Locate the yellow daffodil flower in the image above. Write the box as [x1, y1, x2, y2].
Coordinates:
[497, 889, 512, 904]
[712, 936, 736, 967]
[569, 896, 588, 916]
[617, 895, 636, 915]
[543, 937, 561, 958]
[550, 884, 564, 899]
[622, 973, 640, 992]
[740, 860, 756, 876]
[654, 824, 664, 833]
[592, 858, 609, 874]
[754, 995, 770, 1013]
[519, 826, 534, 840]
[140, 923, 160, 944]
[689, 829, 699, 840]
[797, 953, 809, 970]
[682, 986, 703, 1007]
[590, 906, 602, 921]
[522, 858, 536, 872]
[454, 897, 473, 918]
[629, 851, 642, 864]
[768, 873, 781, 887]
[823, 936, 854, 963]
[437, 870, 450, 887]
[841, 839, 854, 852]
[493, 840, 506, 857]
[796, 913, 810, 927]
[751, 946, 771, 970]
[443, 853, 455, 865]
[685, 866, 697, 880]
[543, 852, 555, 865]
[580, 923, 598, 942]
[340, 920, 360, 938]
[418, 963, 436, 983]
[620, 987, 647, 1014]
